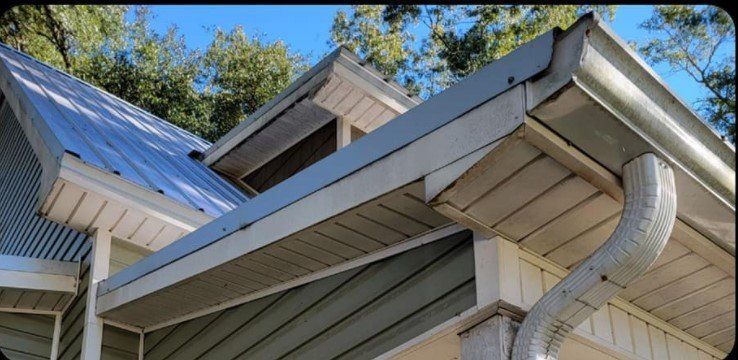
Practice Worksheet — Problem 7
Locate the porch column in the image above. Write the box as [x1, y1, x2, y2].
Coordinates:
[461, 314, 519, 360]
[461, 232, 523, 360]
[80, 229, 112, 360]
[50, 313, 62, 359]
[472, 232, 521, 308]
[336, 116, 352, 149]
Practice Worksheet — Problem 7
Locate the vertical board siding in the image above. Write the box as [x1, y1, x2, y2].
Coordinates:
[242, 120, 337, 194]
[0, 99, 88, 261]
[145, 231, 476, 360]
[517, 252, 727, 360]
[0, 312, 53, 359]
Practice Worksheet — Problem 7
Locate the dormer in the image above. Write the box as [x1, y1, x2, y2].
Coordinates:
[201, 47, 421, 195]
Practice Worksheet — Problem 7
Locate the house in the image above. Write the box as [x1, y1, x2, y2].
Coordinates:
[0, 13, 734, 360]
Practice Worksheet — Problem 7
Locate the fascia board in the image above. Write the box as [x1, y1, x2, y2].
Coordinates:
[59, 153, 213, 232]
[0, 255, 78, 276]
[0, 269, 77, 293]
[201, 49, 343, 165]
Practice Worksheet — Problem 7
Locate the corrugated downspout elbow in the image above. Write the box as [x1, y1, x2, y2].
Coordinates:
[512, 153, 677, 360]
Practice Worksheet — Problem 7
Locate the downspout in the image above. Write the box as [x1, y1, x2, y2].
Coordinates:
[511, 153, 677, 360]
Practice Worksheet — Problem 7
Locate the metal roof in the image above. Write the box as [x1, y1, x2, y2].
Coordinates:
[0, 43, 247, 217]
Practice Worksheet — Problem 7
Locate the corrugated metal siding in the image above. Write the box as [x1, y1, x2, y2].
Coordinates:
[0, 43, 246, 217]
[57, 246, 139, 360]
[0, 100, 88, 261]
[144, 231, 475, 360]
[0, 312, 53, 359]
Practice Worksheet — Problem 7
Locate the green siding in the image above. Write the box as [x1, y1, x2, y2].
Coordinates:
[0, 312, 53, 360]
[146, 230, 475, 360]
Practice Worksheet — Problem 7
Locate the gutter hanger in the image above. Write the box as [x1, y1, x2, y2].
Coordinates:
[512, 153, 677, 360]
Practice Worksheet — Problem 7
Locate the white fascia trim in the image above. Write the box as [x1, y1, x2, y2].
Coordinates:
[59, 153, 213, 232]
[0, 307, 61, 316]
[0, 254, 78, 276]
[511, 153, 678, 360]
[0, 269, 76, 293]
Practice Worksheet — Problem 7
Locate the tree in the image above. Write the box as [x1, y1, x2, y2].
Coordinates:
[0, 5, 126, 71]
[77, 7, 211, 138]
[638, 5, 735, 142]
[331, 5, 616, 98]
[203, 26, 306, 140]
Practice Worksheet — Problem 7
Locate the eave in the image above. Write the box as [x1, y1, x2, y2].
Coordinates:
[525, 13, 735, 254]
[0, 255, 78, 314]
[201, 47, 422, 180]
[95, 30, 555, 326]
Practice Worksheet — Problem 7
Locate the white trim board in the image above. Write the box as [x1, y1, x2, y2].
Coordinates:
[0, 255, 77, 293]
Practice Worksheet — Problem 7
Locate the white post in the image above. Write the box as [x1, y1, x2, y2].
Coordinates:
[50, 313, 62, 360]
[80, 229, 111, 360]
[336, 116, 352, 149]
[472, 232, 521, 308]
[460, 232, 522, 360]
[138, 330, 145, 360]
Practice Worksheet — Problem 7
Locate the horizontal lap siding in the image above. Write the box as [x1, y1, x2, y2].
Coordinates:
[145, 231, 476, 360]
[0, 98, 88, 262]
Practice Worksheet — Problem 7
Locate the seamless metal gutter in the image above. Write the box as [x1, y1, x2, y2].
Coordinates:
[526, 13, 735, 253]
[98, 30, 556, 296]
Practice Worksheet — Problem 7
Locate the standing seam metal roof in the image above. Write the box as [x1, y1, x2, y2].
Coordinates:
[0, 43, 247, 217]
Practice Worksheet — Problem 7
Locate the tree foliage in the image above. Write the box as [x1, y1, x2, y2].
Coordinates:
[331, 5, 616, 98]
[0, 5, 305, 142]
[637, 5, 735, 142]
[204, 27, 306, 140]
[0, 5, 127, 71]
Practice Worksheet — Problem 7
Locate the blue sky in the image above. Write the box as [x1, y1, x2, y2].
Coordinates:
[136, 5, 734, 107]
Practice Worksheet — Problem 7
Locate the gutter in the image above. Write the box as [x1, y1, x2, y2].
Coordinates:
[526, 13, 735, 253]
[512, 153, 677, 360]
